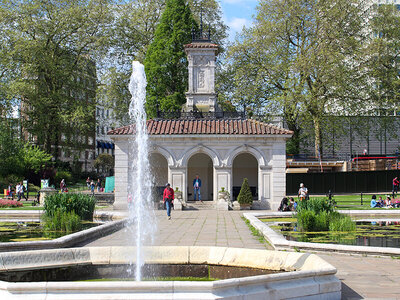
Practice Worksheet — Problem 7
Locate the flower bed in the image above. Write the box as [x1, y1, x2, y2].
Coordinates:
[0, 199, 23, 208]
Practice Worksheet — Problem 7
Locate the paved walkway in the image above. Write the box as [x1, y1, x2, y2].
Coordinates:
[83, 210, 400, 299]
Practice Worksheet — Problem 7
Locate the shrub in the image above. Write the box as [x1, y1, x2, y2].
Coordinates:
[329, 215, 356, 232]
[44, 193, 95, 221]
[297, 210, 317, 231]
[43, 208, 82, 233]
[54, 170, 72, 186]
[296, 198, 334, 214]
[0, 199, 23, 208]
[237, 178, 253, 205]
[28, 183, 40, 193]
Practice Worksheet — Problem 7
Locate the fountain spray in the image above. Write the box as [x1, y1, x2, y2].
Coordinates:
[127, 61, 155, 281]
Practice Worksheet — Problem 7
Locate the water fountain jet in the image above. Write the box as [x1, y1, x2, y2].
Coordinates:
[127, 61, 155, 281]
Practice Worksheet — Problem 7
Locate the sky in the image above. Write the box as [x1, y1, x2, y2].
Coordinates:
[219, 0, 258, 41]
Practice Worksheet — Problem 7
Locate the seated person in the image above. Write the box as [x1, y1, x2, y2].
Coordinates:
[278, 197, 290, 212]
[288, 197, 297, 211]
[377, 196, 384, 208]
[370, 195, 379, 208]
[385, 196, 394, 208]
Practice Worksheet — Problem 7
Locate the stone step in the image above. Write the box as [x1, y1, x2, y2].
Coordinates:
[184, 201, 215, 210]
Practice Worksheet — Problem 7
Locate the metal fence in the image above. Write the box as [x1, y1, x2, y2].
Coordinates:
[286, 170, 400, 195]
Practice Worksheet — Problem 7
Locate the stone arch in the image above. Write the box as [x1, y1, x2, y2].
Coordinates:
[226, 145, 267, 168]
[187, 152, 214, 201]
[150, 145, 175, 167]
[232, 152, 259, 201]
[181, 145, 221, 167]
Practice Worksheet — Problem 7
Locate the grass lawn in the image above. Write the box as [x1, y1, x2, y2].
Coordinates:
[311, 194, 400, 210]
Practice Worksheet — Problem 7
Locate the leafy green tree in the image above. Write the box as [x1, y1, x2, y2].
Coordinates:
[366, 4, 400, 113]
[228, 0, 365, 157]
[94, 153, 114, 175]
[144, 0, 196, 118]
[237, 178, 253, 205]
[2, 0, 113, 159]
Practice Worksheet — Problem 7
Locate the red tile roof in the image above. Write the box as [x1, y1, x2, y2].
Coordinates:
[108, 119, 293, 136]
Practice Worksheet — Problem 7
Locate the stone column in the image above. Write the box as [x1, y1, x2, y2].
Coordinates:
[257, 168, 272, 210]
[270, 141, 287, 210]
[169, 167, 187, 210]
[214, 167, 232, 210]
[113, 139, 129, 210]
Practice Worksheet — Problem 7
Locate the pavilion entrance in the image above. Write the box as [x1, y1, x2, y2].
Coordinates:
[232, 153, 258, 201]
[149, 152, 168, 201]
[187, 153, 213, 201]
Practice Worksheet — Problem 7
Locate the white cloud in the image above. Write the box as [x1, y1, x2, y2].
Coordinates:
[227, 17, 250, 32]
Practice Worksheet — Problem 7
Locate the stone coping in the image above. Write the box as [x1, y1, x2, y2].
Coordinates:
[0, 219, 127, 252]
[0, 210, 126, 221]
[245, 212, 400, 256]
[0, 246, 340, 299]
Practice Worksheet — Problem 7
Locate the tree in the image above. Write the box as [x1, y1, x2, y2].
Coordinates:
[237, 178, 253, 205]
[228, 0, 365, 157]
[2, 0, 113, 159]
[144, 0, 196, 118]
[366, 4, 400, 113]
[94, 153, 114, 175]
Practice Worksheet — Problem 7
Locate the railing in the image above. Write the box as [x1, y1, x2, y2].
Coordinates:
[156, 111, 246, 120]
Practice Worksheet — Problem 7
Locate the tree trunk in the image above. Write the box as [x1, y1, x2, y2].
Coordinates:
[313, 117, 322, 158]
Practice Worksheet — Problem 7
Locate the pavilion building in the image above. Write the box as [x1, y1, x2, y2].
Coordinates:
[108, 30, 292, 210]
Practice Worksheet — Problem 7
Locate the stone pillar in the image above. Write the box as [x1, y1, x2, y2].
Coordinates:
[214, 167, 232, 210]
[270, 141, 287, 210]
[169, 167, 187, 210]
[113, 139, 129, 210]
[257, 169, 272, 210]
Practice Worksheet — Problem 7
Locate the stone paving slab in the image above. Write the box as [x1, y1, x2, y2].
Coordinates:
[82, 209, 400, 299]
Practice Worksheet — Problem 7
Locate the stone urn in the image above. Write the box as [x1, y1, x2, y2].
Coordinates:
[174, 190, 185, 210]
[217, 189, 230, 210]
[39, 187, 58, 205]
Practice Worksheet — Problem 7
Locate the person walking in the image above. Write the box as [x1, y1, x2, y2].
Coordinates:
[298, 183, 308, 201]
[392, 177, 399, 198]
[193, 174, 202, 203]
[8, 183, 14, 200]
[60, 179, 66, 192]
[163, 183, 174, 220]
[16, 182, 23, 201]
[90, 180, 95, 195]
[86, 177, 91, 190]
[96, 178, 101, 193]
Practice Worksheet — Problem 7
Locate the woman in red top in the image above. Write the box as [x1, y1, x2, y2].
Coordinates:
[163, 183, 174, 220]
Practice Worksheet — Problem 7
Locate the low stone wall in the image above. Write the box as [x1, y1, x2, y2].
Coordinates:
[245, 211, 400, 256]
[0, 219, 127, 252]
[0, 246, 340, 299]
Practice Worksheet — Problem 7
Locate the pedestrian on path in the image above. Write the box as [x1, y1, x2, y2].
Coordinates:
[193, 174, 202, 203]
[96, 178, 101, 193]
[16, 182, 24, 201]
[392, 177, 399, 198]
[90, 180, 95, 195]
[163, 183, 174, 220]
[60, 179, 67, 192]
[86, 177, 91, 190]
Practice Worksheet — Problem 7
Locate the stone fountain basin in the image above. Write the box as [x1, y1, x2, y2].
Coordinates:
[0, 246, 340, 299]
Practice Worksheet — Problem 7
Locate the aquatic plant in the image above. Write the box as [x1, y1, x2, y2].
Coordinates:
[44, 193, 95, 220]
[43, 208, 82, 233]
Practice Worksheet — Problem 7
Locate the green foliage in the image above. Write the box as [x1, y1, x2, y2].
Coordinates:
[43, 208, 82, 233]
[94, 153, 114, 175]
[1, 0, 113, 159]
[296, 198, 334, 214]
[297, 210, 317, 232]
[296, 198, 355, 232]
[237, 178, 253, 205]
[228, 0, 365, 156]
[329, 214, 356, 232]
[44, 193, 95, 221]
[55, 170, 72, 186]
[144, 0, 196, 118]
[20, 144, 52, 173]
